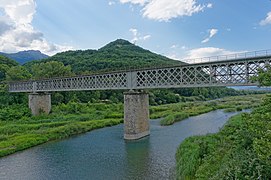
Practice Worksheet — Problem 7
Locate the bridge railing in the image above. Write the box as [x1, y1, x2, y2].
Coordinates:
[182, 49, 271, 64]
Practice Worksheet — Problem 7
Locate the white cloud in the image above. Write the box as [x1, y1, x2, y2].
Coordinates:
[0, 20, 13, 35]
[129, 28, 151, 43]
[143, 34, 151, 40]
[166, 53, 179, 60]
[207, 3, 212, 8]
[0, 0, 73, 55]
[120, 0, 212, 21]
[184, 47, 245, 63]
[260, 11, 271, 26]
[170, 44, 186, 50]
[108, 1, 116, 6]
[120, 0, 148, 5]
[201, 28, 218, 43]
[129, 28, 138, 43]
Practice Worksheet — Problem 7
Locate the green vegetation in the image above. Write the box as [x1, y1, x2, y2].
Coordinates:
[253, 64, 271, 86]
[150, 94, 263, 126]
[31, 61, 74, 79]
[0, 94, 264, 158]
[6, 66, 32, 81]
[0, 55, 19, 81]
[176, 94, 271, 179]
[25, 39, 182, 73]
[0, 102, 123, 157]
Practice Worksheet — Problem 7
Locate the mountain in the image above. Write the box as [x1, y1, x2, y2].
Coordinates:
[25, 39, 183, 73]
[0, 50, 49, 64]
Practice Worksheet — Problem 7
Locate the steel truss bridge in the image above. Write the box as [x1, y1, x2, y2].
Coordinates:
[8, 50, 271, 93]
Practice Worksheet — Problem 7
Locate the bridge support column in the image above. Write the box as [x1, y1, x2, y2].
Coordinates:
[28, 93, 51, 116]
[124, 90, 150, 140]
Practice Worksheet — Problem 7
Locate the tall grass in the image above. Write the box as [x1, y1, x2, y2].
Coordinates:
[175, 94, 271, 179]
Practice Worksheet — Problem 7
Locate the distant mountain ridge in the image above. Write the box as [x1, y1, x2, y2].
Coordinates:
[0, 50, 49, 64]
[25, 39, 183, 73]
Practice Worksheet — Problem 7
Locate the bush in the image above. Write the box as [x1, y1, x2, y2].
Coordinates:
[160, 112, 189, 126]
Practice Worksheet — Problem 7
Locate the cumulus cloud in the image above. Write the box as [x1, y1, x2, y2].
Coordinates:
[120, 0, 212, 21]
[260, 11, 271, 26]
[201, 28, 218, 43]
[0, 20, 13, 35]
[0, 0, 73, 55]
[129, 28, 151, 43]
[184, 47, 245, 63]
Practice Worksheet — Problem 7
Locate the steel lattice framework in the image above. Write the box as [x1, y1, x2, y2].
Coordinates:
[8, 56, 271, 93]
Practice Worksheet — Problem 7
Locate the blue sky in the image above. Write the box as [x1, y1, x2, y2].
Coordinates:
[0, 0, 271, 61]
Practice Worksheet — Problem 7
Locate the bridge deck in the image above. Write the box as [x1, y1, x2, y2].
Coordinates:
[8, 54, 271, 93]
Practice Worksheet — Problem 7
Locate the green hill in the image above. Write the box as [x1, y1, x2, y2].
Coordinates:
[0, 55, 19, 81]
[0, 55, 18, 67]
[26, 39, 182, 73]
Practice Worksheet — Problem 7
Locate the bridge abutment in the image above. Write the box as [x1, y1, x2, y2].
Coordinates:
[29, 93, 51, 116]
[124, 90, 150, 140]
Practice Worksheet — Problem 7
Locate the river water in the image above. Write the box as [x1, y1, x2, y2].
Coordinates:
[0, 110, 246, 180]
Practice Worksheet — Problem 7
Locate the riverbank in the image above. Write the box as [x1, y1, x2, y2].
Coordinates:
[0, 103, 123, 157]
[176, 94, 271, 179]
[151, 94, 263, 125]
[0, 94, 265, 158]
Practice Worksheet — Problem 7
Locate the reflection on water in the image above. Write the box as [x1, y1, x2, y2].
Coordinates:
[125, 138, 150, 179]
[0, 110, 248, 180]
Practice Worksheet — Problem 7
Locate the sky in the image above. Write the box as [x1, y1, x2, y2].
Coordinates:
[0, 0, 271, 62]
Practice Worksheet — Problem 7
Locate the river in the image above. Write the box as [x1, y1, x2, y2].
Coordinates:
[0, 110, 247, 180]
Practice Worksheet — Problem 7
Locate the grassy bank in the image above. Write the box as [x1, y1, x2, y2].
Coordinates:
[0, 94, 265, 158]
[150, 94, 263, 126]
[176, 94, 271, 179]
[0, 102, 123, 157]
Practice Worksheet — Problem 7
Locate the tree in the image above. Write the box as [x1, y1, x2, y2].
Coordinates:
[0, 64, 10, 81]
[253, 65, 271, 86]
[254, 65, 271, 86]
[6, 66, 32, 81]
[31, 61, 74, 79]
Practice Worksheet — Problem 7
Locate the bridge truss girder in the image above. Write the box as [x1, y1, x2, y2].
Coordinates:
[9, 56, 271, 93]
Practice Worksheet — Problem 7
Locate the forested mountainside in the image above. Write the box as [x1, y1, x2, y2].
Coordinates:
[25, 39, 182, 74]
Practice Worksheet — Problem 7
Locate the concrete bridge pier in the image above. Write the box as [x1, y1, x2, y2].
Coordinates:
[124, 90, 150, 140]
[29, 93, 51, 116]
